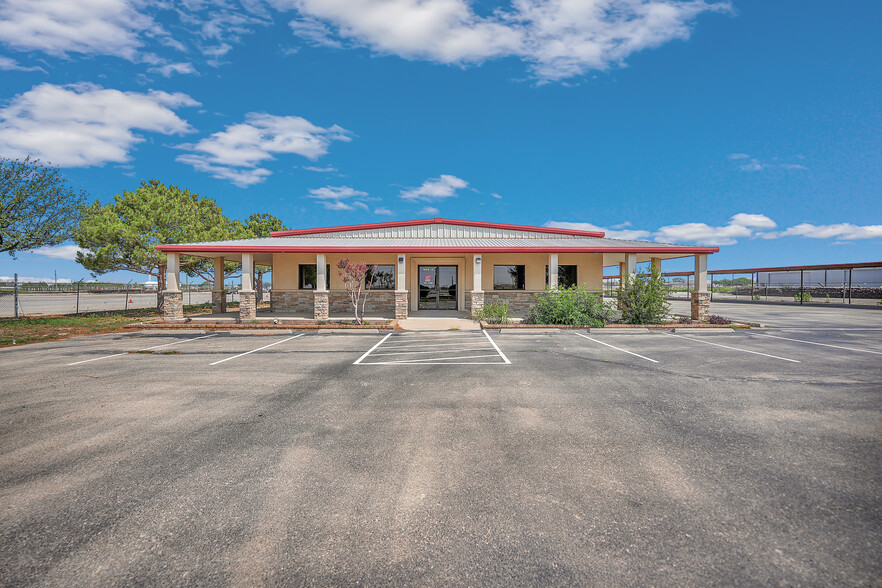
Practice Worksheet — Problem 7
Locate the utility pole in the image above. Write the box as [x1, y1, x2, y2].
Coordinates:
[13, 273, 19, 319]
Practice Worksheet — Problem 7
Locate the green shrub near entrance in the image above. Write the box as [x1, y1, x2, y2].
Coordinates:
[526, 285, 614, 327]
[617, 268, 671, 325]
[474, 302, 511, 324]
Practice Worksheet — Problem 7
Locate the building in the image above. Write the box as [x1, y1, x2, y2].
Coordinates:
[156, 218, 718, 322]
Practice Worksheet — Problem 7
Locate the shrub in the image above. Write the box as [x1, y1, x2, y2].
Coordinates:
[474, 302, 511, 324]
[617, 268, 671, 325]
[527, 285, 614, 327]
[794, 292, 813, 302]
[752, 293, 761, 301]
[708, 315, 731, 325]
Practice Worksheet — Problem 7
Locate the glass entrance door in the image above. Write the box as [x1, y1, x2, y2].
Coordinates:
[418, 265, 458, 310]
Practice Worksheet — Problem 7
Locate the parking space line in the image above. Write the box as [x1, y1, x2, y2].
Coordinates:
[209, 333, 305, 366]
[381, 340, 489, 349]
[368, 354, 503, 364]
[753, 333, 882, 355]
[665, 333, 800, 363]
[353, 333, 393, 364]
[574, 333, 659, 363]
[483, 331, 511, 364]
[370, 346, 494, 356]
[67, 334, 219, 366]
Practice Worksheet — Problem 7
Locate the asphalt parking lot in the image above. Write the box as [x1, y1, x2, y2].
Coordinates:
[1, 305, 880, 586]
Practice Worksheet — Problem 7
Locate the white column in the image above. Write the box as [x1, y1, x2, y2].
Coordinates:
[396, 253, 406, 291]
[316, 253, 327, 291]
[241, 253, 254, 291]
[166, 252, 180, 291]
[213, 257, 225, 290]
[694, 253, 708, 292]
[548, 253, 559, 289]
[472, 254, 482, 292]
[623, 253, 637, 276]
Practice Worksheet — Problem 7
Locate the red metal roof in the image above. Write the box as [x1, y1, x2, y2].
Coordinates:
[269, 218, 607, 238]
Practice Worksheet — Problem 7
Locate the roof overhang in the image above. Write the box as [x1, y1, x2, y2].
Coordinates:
[156, 244, 719, 256]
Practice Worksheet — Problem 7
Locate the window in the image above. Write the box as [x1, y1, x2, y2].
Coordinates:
[366, 265, 396, 290]
[299, 264, 331, 289]
[493, 265, 525, 290]
[546, 265, 577, 288]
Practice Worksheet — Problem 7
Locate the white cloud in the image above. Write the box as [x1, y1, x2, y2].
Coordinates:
[544, 221, 651, 241]
[1, 275, 72, 284]
[374, 207, 394, 215]
[776, 223, 882, 241]
[305, 185, 370, 210]
[490, 192, 503, 199]
[284, 0, 730, 81]
[0, 55, 45, 72]
[177, 113, 351, 186]
[0, 0, 157, 60]
[400, 174, 468, 202]
[728, 153, 808, 172]
[30, 245, 84, 260]
[0, 83, 198, 167]
[148, 62, 198, 77]
[289, 16, 344, 48]
[419, 206, 440, 215]
[302, 165, 338, 172]
[654, 213, 776, 246]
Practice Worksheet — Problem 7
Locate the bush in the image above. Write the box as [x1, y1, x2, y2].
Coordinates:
[525, 285, 614, 327]
[473, 302, 511, 324]
[708, 315, 731, 325]
[794, 292, 813, 302]
[617, 268, 671, 325]
[752, 293, 761, 301]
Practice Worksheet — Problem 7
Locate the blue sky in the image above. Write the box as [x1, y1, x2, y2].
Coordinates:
[1, 0, 879, 283]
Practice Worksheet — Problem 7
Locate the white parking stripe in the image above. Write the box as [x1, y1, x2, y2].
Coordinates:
[353, 333, 393, 364]
[370, 346, 494, 356]
[575, 333, 659, 363]
[381, 336, 486, 344]
[370, 354, 502, 364]
[483, 331, 511, 364]
[666, 333, 800, 363]
[209, 333, 304, 366]
[381, 340, 490, 349]
[754, 333, 882, 355]
[67, 334, 219, 366]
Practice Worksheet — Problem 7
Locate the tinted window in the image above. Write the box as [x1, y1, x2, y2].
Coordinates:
[493, 265, 525, 290]
[366, 265, 396, 289]
[546, 265, 577, 288]
[299, 264, 331, 289]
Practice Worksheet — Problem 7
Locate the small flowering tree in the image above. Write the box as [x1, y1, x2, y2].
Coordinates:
[337, 258, 375, 324]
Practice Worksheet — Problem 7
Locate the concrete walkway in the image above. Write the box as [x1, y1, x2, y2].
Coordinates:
[397, 311, 481, 331]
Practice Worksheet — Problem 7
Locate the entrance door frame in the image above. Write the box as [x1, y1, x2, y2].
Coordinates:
[409, 256, 466, 312]
[417, 264, 458, 310]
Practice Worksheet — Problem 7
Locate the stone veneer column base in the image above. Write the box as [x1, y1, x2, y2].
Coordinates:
[162, 290, 184, 322]
[394, 291, 408, 319]
[314, 290, 329, 320]
[470, 291, 484, 315]
[691, 291, 710, 321]
[239, 290, 257, 321]
[211, 290, 226, 314]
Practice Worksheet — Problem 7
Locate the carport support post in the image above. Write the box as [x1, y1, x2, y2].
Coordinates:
[162, 252, 184, 322]
[548, 253, 559, 289]
[212, 257, 226, 314]
[314, 253, 329, 320]
[690, 253, 709, 321]
[469, 253, 483, 316]
[239, 252, 257, 321]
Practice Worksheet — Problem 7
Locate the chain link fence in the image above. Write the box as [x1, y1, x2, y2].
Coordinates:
[0, 274, 256, 318]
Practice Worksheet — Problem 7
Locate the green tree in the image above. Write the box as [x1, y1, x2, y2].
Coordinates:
[1, 157, 86, 257]
[73, 180, 231, 309]
[243, 213, 287, 299]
